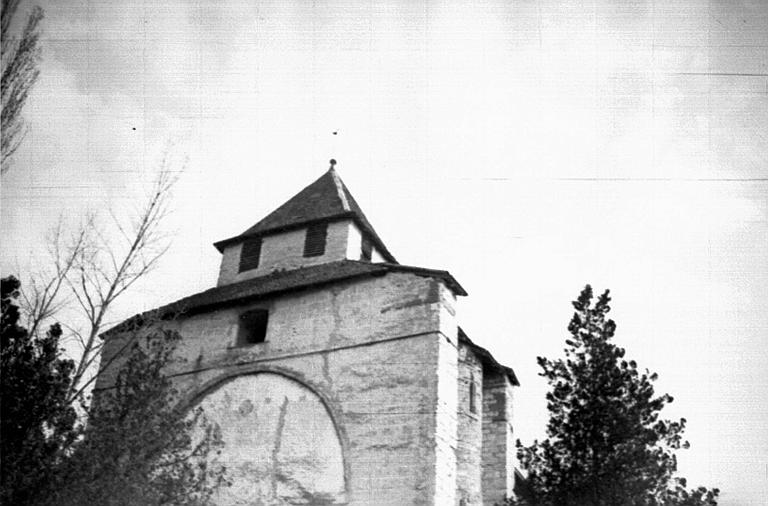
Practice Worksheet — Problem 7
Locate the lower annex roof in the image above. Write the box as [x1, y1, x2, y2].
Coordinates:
[458, 327, 520, 387]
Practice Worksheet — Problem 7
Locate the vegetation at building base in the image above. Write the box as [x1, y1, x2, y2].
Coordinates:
[1, 277, 76, 505]
[1, 276, 229, 506]
[505, 285, 719, 506]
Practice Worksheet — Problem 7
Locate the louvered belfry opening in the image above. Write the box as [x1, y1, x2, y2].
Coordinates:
[239, 237, 262, 272]
[303, 223, 327, 257]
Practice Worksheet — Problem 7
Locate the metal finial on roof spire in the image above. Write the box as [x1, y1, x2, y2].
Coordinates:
[329, 159, 337, 170]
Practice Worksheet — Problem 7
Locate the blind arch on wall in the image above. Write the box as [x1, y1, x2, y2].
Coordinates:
[190, 373, 347, 505]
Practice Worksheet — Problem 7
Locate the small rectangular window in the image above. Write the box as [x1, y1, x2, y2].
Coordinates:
[239, 237, 262, 272]
[237, 309, 269, 345]
[469, 374, 477, 414]
[360, 236, 372, 261]
[303, 223, 327, 257]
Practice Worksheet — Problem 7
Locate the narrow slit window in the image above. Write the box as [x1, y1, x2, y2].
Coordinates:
[360, 236, 372, 261]
[303, 223, 327, 257]
[239, 237, 262, 272]
[237, 309, 269, 345]
[469, 373, 477, 414]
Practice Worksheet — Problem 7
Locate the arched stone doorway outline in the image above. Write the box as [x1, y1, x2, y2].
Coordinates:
[181, 363, 351, 502]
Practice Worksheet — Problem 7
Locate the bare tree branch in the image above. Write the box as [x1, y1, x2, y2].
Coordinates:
[17, 139, 183, 407]
[63, 155, 183, 404]
[21, 218, 89, 338]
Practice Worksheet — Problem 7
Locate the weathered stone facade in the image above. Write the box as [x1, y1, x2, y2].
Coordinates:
[97, 166, 519, 505]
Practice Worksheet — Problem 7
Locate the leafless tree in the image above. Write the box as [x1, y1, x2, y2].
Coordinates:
[21, 151, 183, 405]
[1, 0, 44, 172]
[68, 167, 180, 404]
[20, 217, 90, 339]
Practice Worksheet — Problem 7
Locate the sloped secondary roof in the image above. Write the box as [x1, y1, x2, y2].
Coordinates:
[213, 167, 396, 262]
[104, 260, 466, 336]
[458, 327, 520, 386]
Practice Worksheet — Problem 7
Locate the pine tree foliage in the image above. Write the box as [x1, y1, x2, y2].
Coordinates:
[508, 285, 719, 506]
[1, 276, 78, 505]
[49, 330, 229, 506]
[0, 276, 229, 505]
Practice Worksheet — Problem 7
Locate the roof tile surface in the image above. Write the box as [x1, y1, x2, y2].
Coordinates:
[214, 168, 396, 262]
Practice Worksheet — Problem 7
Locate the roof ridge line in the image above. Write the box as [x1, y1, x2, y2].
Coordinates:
[329, 167, 350, 211]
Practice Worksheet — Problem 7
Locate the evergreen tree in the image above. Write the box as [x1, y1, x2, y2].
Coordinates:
[1, 276, 78, 505]
[1, 276, 228, 505]
[509, 285, 719, 506]
[48, 330, 228, 506]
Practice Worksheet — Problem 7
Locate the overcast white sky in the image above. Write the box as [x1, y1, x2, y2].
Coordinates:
[1, 1, 767, 504]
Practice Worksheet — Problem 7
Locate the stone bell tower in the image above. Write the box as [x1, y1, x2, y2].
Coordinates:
[98, 162, 519, 505]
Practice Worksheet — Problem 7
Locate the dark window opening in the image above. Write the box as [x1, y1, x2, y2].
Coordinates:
[469, 374, 477, 414]
[303, 223, 327, 257]
[360, 236, 372, 261]
[239, 237, 262, 272]
[237, 309, 269, 345]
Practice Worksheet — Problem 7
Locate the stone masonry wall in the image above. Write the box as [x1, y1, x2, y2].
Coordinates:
[97, 272, 461, 506]
[433, 327, 459, 506]
[456, 345, 483, 505]
[481, 372, 516, 506]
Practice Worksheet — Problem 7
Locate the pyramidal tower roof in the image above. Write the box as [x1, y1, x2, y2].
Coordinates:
[214, 164, 397, 263]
